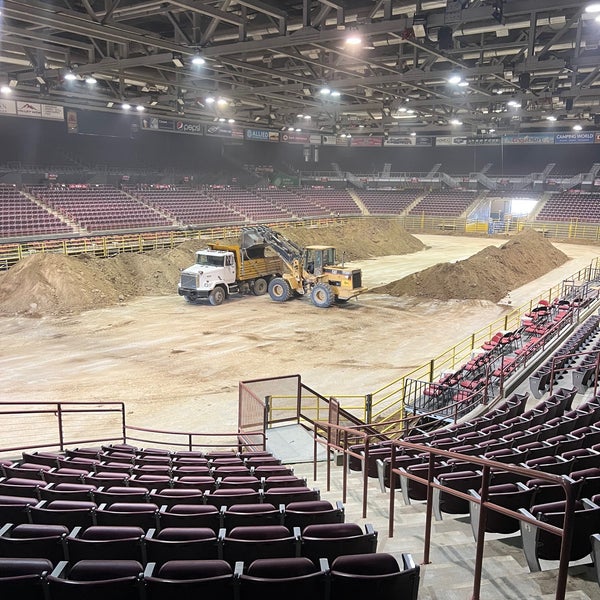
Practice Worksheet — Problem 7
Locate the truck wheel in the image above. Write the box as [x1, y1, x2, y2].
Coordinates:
[183, 294, 196, 303]
[209, 287, 226, 306]
[253, 278, 268, 296]
[268, 277, 291, 302]
[311, 282, 334, 308]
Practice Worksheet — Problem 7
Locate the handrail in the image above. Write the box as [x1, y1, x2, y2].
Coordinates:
[0, 401, 126, 454]
[387, 440, 578, 600]
[310, 414, 579, 600]
[124, 424, 266, 452]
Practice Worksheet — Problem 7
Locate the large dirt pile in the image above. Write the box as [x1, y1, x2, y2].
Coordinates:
[279, 219, 425, 260]
[0, 221, 423, 316]
[372, 229, 569, 302]
[0, 239, 207, 316]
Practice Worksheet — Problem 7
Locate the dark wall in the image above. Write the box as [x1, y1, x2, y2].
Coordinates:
[0, 115, 597, 177]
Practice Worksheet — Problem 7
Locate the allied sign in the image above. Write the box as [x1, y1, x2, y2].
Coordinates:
[245, 128, 279, 142]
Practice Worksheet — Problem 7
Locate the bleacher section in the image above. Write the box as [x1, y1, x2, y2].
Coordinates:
[355, 189, 421, 215]
[298, 189, 361, 215]
[131, 186, 241, 225]
[0, 446, 419, 600]
[29, 186, 172, 233]
[408, 190, 479, 217]
[206, 187, 292, 222]
[536, 191, 600, 223]
[255, 188, 331, 218]
[0, 187, 73, 238]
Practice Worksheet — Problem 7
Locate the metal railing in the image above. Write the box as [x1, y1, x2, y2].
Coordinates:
[124, 424, 265, 453]
[310, 416, 580, 600]
[0, 401, 126, 454]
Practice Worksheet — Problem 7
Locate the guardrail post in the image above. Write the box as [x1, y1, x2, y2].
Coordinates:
[362, 441, 369, 519]
[57, 403, 64, 451]
[365, 394, 372, 423]
[264, 395, 271, 431]
[388, 443, 396, 538]
[423, 451, 435, 564]
[472, 464, 490, 600]
[342, 430, 348, 505]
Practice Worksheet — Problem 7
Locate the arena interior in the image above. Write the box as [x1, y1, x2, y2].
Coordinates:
[2, 1, 600, 599]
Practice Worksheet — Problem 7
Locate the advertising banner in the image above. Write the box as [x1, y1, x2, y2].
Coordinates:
[350, 136, 383, 147]
[41, 104, 64, 121]
[245, 128, 279, 142]
[555, 132, 595, 144]
[336, 136, 350, 146]
[415, 136, 433, 146]
[321, 135, 336, 145]
[66, 110, 78, 133]
[384, 135, 415, 146]
[465, 136, 501, 146]
[434, 136, 470, 146]
[281, 131, 312, 144]
[205, 123, 244, 138]
[0, 99, 16, 115]
[502, 133, 554, 145]
[16, 101, 42, 118]
[595, 133, 600, 144]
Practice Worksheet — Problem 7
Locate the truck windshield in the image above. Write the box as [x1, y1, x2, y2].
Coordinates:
[196, 254, 225, 267]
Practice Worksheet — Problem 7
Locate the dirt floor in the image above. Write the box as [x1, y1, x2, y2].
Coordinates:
[1, 230, 599, 444]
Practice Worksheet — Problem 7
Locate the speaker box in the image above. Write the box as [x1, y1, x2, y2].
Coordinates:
[438, 26, 453, 50]
[518, 72, 530, 90]
[565, 98, 573, 111]
[594, 114, 600, 126]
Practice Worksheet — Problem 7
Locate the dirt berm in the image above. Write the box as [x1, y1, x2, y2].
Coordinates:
[0, 219, 423, 316]
[372, 229, 568, 302]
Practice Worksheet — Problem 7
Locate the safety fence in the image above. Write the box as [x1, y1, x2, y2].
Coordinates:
[0, 217, 345, 270]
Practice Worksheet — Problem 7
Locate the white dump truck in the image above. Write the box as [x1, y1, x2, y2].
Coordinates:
[178, 231, 283, 305]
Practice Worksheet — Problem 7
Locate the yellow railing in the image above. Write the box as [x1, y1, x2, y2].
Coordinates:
[0, 217, 347, 269]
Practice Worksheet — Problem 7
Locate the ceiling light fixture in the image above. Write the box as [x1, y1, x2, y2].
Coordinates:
[546, 115, 557, 121]
[64, 71, 77, 81]
[172, 52, 185, 67]
[228, 118, 235, 123]
[85, 75, 97, 84]
[191, 50, 205, 66]
[448, 74, 462, 85]
[122, 103, 131, 110]
[205, 96, 215, 104]
[573, 124, 583, 131]
[331, 90, 341, 98]
[0, 85, 11, 94]
[585, 3, 600, 13]
[136, 105, 145, 112]
[319, 87, 331, 95]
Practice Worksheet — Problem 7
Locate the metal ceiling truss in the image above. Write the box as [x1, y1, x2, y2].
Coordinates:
[0, 0, 597, 134]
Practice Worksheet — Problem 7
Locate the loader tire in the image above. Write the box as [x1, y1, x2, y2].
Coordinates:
[311, 282, 334, 308]
[268, 277, 291, 302]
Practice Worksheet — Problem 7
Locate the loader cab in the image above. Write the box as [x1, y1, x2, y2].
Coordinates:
[305, 245, 336, 276]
